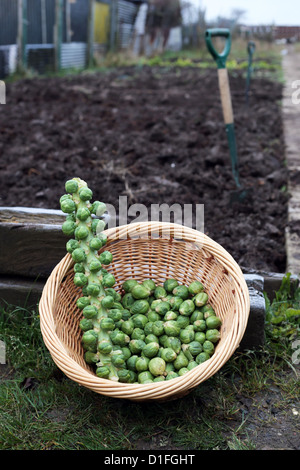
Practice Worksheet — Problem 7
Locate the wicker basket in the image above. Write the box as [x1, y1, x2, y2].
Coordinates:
[39, 221, 250, 402]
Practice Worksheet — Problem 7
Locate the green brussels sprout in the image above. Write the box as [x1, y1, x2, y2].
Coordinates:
[181, 343, 193, 361]
[76, 207, 90, 221]
[163, 320, 181, 337]
[130, 300, 150, 315]
[165, 371, 179, 380]
[190, 310, 204, 322]
[154, 286, 167, 299]
[194, 292, 209, 307]
[165, 362, 175, 372]
[127, 354, 139, 371]
[99, 251, 113, 265]
[148, 357, 166, 376]
[117, 369, 132, 383]
[144, 322, 154, 336]
[62, 220, 76, 236]
[196, 351, 211, 364]
[131, 328, 145, 341]
[127, 370, 138, 383]
[168, 296, 183, 311]
[147, 311, 160, 322]
[88, 259, 102, 273]
[122, 293, 135, 309]
[145, 334, 159, 344]
[176, 315, 190, 329]
[173, 351, 189, 370]
[74, 225, 89, 241]
[110, 330, 130, 347]
[121, 309, 131, 321]
[132, 314, 148, 329]
[131, 284, 151, 300]
[79, 318, 94, 332]
[155, 301, 171, 316]
[164, 311, 177, 321]
[142, 279, 156, 294]
[121, 347, 131, 361]
[152, 320, 164, 337]
[82, 305, 98, 319]
[153, 376, 165, 382]
[91, 201, 107, 217]
[102, 273, 116, 288]
[206, 315, 222, 329]
[187, 341, 203, 356]
[100, 317, 115, 331]
[179, 299, 195, 317]
[188, 281, 204, 295]
[89, 237, 103, 251]
[202, 304, 216, 314]
[122, 279, 138, 293]
[138, 371, 154, 384]
[160, 347, 177, 363]
[163, 278, 179, 293]
[60, 198, 76, 214]
[82, 330, 98, 349]
[98, 340, 113, 355]
[187, 360, 198, 370]
[92, 218, 106, 235]
[74, 262, 85, 274]
[86, 283, 101, 297]
[84, 351, 99, 364]
[111, 352, 126, 367]
[172, 285, 189, 300]
[74, 272, 88, 287]
[165, 336, 181, 354]
[202, 340, 215, 356]
[205, 329, 221, 343]
[76, 296, 90, 310]
[66, 239, 80, 253]
[107, 309, 123, 322]
[142, 341, 160, 358]
[194, 332, 206, 344]
[178, 367, 189, 376]
[79, 187, 93, 201]
[96, 366, 110, 379]
[136, 356, 150, 372]
[72, 248, 87, 263]
[65, 179, 79, 193]
[121, 319, 135, 336]
[179, 328, 195, 344]
[129, 339, 146, 355]
[193, 319, 207, 332]
[101, 295, 115, 309]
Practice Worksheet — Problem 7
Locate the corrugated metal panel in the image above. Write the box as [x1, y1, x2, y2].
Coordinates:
[118, 0, 139, 49]
[61, 42, 87, 69]
[0, 0, 18, 46]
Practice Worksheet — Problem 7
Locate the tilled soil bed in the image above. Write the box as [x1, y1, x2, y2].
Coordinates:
[0, 66, 288, 272]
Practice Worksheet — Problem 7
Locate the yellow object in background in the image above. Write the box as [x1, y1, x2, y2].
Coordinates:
[94, 2, 110, 44]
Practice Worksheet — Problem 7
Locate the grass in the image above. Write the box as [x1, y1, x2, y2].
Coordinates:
[0, 274, 299, 451]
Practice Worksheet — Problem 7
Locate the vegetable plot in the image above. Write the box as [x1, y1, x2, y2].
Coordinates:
[60, 178, 222, 384]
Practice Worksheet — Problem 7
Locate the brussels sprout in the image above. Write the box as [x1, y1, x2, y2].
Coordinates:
[82, 330, 98, 350]
[79, 187, 93, 201]
[101, 295, 115, 309]
[206, 315, 222, 329]
[138, 371, 154, 384]
[164, 311, 177, 321]
[163, 320, 181, 337]
[121, 347, 131, 361]
[92, 218, 106, 235]
[131, 328, 145, 341]
[142, 341, 160, 358]
[121, 319, 135, 336]
[88, 259, 102, 273]
[127, 354, 139, 372]
[60, 198, 76, 214]
[120, 293, 134, 310]
[110, 330, 130, 347]
[173, 351, 189, 370]
[72, 248, 87, 263]
[86, 283, 101, 297]
[202, 304, 216, 314]
[107, 309, 123, 322]
[155, 301, 171, 316]
[165, 371, 179, 380]
[148, 357, 166, 376]
[165, 362, 175, 373]
[196, 351, 210, 364]
[190, 310, 204, 322]
[96, 366, 110, 379]
[194, 332, 206, 344]
[129, 339, 146, 355]
[188, 281, 204, 295]
[142, 279, 156, 294]
[168, 296, 183, 311]
[76, 296, 90, 310]
[127, 370, 138, 383]
[176, 315, 190, 329]
[98, 340, 113, 355]
[66, 239, 80, 253]
[194, 292, 209, 307]
[172, 285, 189, 300]
[179, 328, 195, 344]
[152, 320, 164, 337]
[153, 376, 165, 382]
[202, 340, 215, 356]
[179, 299, 195, 317]
[117, 369, 132, 383]
[143, 322, 153, 336]
[75, 207, 90, 222]
[74, 262, 85, 274]
[154, 286, 167, 299]
[145, 334, 159, 344]
[111, 352, 126, 367]
[131, 300, 150, 315]
[205, 329, 221, 343]
[158, 334, 169, 348]
[187, 360, 198, 370]
[165, 336, 181, 355]
[131, 284, 151, 300]
[89, 237, 103, 251]
[82, 305, 98, 319]
[99, 251, 113, 265]
[62, 220, 76, 236]
[187, 341, 203, 356]
[163, 279, 179, 293]
[90, 201, 107, 217]
[74, 273, 88, 287]
[178, 367, 189, 376]
[181, 343, 193, 361]
[121, 309, 131, 321]
[122, 279, 138, 293]
[147, 311, 160, 322]
[193, 319, 207, 332]
[136, 356, 150, 372]
[160, 347, 177, 363]
[74, 225, 90, 241]
[102, 273, 116, 288]
[100, 317, 115, 331]
[79, 318, 94, 332]
[132, 314, 148, 329]
[84, 351, 99, 364]
[65, 179, 79, 193]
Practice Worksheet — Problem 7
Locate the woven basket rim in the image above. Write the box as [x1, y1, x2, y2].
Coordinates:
[39, 221, 250, 400]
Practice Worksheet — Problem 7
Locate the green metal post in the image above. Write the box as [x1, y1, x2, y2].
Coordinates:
[17, 0, 27, 72]
[54, 0, 63, 73]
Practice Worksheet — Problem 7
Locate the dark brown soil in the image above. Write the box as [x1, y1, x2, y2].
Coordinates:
[0, 66, 288, 272]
